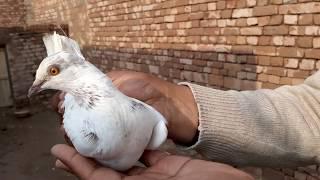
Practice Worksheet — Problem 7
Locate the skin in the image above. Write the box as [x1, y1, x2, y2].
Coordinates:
[51, 70, 253, 180]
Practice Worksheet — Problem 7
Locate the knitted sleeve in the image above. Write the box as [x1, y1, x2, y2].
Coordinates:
[179, 71, 320, 167]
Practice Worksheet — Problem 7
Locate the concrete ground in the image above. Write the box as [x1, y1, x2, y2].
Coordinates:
[0, 106, 76, 180]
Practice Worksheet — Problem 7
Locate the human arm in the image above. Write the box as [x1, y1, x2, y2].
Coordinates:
[180, 71, 320, 167]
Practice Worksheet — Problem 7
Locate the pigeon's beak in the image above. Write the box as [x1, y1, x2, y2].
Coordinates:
[28, 80, 45, 98]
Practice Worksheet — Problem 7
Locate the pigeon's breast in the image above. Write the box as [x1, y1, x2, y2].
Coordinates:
[62, 93, 132, 158]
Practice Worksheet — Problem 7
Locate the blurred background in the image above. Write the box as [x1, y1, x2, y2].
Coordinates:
[1, 0, 320, 179]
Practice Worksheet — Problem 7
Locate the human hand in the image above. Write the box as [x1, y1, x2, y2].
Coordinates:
[51, 70, 199, 145]
[51, 144, 253, 180]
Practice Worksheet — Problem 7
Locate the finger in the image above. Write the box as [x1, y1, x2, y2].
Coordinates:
[51, 144, 122, 180]
[126, 166, 145, 176]
[140, 150, 170, 167]
[55, 159, 73, 173]
[51, 144, 97, 179]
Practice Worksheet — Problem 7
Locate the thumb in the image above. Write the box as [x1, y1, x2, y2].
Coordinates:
[140, 150, 170, 167]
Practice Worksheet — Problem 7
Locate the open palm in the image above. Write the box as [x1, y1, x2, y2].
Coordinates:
[52, 144, 253, 180]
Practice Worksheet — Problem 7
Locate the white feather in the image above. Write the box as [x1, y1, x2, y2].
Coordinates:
[42, 31, 84, 59]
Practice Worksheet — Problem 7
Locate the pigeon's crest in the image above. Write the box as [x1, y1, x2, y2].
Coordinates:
[43, 31, 84, 60]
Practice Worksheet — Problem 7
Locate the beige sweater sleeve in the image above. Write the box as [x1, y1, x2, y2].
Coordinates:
[180, 71, 320, 167]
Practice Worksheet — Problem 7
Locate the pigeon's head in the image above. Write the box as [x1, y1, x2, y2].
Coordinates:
[28, 51, 86, 97]
[28, 32, 88, 97]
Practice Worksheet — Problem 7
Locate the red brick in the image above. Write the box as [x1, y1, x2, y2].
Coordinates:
[237, 71, 247, 79]
[300, 59, 315, 70]
[284, 15, 298, 24]
[221, 28, 240, 35]
[247, 0, 257, 7]
[284, 58, 299, 68]
[240, 27, 263, 35]
[280, 77, 292, 85]
[270, 57, 284, 67]
[262, 82, 280, 89]
[208, 2, 217, 10]
[289, 26, 305, 35]
[226, 0, 237, 9]
[279, 2, 320, 14]
[269, 15, 283, 25]
[258, 16, 271, 26]
[254, 46, 276, 56]
[299, 14, 313, 25]
[268, 75, 280, 84]
[217, 1, 226, 9]
[232, 8, 253, 18]
[259, 36, 271, 46]
[264, 26, 289, 35]
[266, 67, 287, 76]
[258, 73, 269, 82]
[236, 0, 247, 8]
[305, 49, 320, 59]
[258, 56, 271, 65]
[208, 75, 223, 86]
[220, 10, 233, 18]
[253, 5, 278, 16]
[315, 14, 320, 25]
[224, 77, 241, 90]
[287, 69, 310, 78]
[313, 38, 320, 48]
[296, 37, 313, 48]
[241, 80, 262, 90]
[277, 47, 304, 58]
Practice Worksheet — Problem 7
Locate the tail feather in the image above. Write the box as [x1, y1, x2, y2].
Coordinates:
[144, 105, 168, 150]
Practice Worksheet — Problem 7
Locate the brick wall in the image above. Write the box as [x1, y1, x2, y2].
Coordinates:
[0, 25, 67, 107]
[26, 0, 90, 46]
[3, 0, 320, 179]
[0, 0, 25, 27]
[27, 0, 320, 90]
[6, 30, 46, 105]
[82, 0, 320, 91]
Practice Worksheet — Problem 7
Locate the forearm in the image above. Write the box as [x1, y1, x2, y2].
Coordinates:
[180, 80, 320, 167]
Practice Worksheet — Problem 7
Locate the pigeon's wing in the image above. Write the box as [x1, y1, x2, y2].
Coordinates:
[130, 98, 168, 150]
[43, 31, 84, 59]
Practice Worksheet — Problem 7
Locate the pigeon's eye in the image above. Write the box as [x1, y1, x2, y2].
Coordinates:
[49, 67, 60, 76]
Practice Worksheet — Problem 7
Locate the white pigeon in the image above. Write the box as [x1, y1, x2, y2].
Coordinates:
[28, 32, 168, 171]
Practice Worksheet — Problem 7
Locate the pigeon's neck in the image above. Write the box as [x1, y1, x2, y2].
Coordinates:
[64, 63, 118, 108]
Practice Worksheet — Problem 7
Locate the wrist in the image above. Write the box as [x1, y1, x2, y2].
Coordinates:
[168, 83, 199, 145]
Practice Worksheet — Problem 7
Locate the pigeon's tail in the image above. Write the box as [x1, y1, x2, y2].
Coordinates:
[145, 106, 168, 150]
[42, 31, 84, 60]
[146, 120, 168, 150]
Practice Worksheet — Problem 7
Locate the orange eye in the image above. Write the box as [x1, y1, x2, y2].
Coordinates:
[50, 67, 59, 76]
